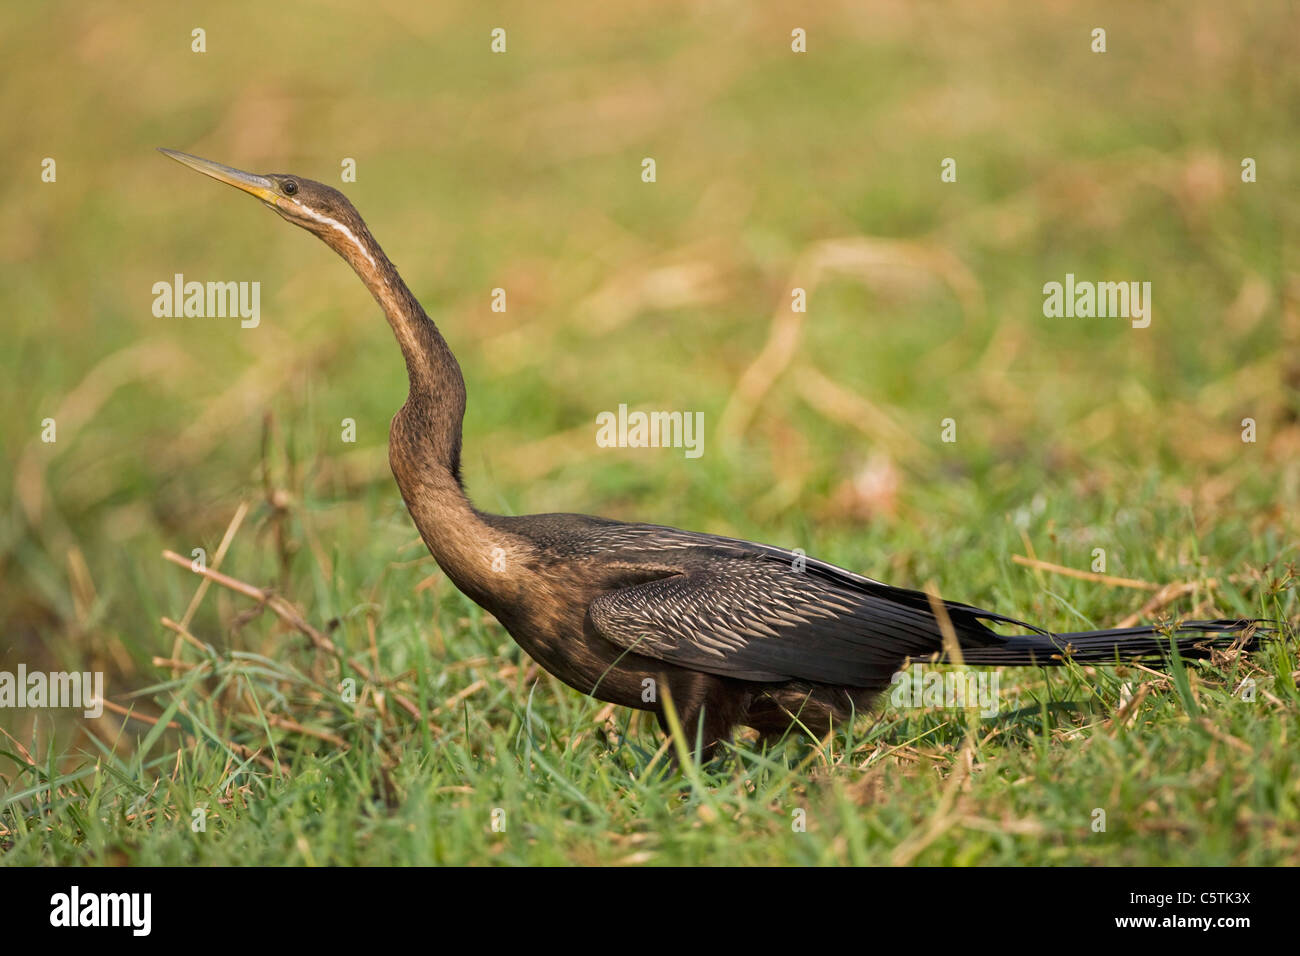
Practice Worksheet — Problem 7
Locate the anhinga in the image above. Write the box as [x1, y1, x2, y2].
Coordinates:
[161, 149, 1261, 758]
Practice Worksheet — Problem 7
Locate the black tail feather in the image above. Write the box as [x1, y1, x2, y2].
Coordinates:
[956, 619, 1267, 666]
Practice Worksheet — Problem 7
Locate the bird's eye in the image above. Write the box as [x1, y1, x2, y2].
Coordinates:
[283, 180, 299, 196]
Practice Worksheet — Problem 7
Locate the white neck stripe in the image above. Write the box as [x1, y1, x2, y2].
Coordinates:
[292, 200, 377, 269]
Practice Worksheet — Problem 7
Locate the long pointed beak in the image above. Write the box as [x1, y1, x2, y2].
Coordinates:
[158, 148, 279, 205]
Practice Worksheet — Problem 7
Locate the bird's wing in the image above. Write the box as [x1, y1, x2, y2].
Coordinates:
[585, 552, 1019, 687]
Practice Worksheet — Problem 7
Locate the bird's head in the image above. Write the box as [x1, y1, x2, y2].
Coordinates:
[159, 148, 377, 269]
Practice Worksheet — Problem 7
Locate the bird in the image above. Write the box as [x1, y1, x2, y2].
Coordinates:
[160, 148, 1264, 760]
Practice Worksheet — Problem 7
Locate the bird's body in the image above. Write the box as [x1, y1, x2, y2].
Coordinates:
[162, 149, 1262, 757]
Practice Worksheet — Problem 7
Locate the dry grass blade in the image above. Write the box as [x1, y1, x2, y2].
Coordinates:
[169, 501, 250, 674]
[1011, 554, 1159, 591]
[159, 549, 425, 722]
[99, 698, 286, 775]
[719, 236, 982, 449]
[1113, 581, 1217, 629]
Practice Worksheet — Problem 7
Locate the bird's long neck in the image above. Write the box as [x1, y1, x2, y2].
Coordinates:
[336, 228, 465, 476]
[330, 221, 523, 603]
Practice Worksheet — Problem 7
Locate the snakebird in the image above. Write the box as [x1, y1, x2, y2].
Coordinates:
[160, 149, 1262, 759]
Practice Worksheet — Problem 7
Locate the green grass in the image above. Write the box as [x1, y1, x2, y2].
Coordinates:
[2, 0, 1298, 865]
[2, 496, 1296, 865]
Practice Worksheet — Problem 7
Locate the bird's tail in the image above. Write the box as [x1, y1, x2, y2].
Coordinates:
[954, 619, 1266, 666]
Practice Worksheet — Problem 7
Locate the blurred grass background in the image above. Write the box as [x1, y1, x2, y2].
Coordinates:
[1, 1, 1297, 864]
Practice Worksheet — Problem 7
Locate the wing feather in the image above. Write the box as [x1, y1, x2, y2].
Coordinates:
[586, 554, 1009, 686]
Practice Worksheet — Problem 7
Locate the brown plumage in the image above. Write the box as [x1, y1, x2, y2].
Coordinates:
[161, 150, 1263, 759]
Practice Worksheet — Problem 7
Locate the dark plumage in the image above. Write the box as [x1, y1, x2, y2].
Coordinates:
[162, 149, 1264, 758]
